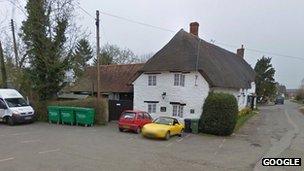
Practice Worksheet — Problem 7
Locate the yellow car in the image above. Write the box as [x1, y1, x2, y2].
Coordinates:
[142, 117, 184, 140]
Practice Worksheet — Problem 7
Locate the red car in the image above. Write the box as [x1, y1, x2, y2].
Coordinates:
[118, 110, 152, 133]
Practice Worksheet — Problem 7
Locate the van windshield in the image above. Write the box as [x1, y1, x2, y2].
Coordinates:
[5, 98, 29, 107]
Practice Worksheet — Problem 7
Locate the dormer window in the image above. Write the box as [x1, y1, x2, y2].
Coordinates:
[148, 75, 156, 86]
[174, 74, 185, 87]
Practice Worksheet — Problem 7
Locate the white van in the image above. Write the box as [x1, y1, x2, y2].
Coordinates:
[0, 89, 35, 125]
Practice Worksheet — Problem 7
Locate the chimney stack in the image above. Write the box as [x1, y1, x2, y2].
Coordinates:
[237, 45, 245, 58]
[190, 22, 199, 36]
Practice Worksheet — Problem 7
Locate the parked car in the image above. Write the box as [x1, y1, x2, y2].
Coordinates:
[275, 96, 284, 105]
[0, 89, 35, 125]
[142, 116, 184, 140]
[118, 110, 152, 133]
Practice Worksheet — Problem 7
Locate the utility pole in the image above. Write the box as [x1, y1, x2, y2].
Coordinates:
[10, 19, 19, 66]
[96, 10, 101, 123]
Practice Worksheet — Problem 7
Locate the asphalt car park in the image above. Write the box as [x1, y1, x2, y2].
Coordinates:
[0, 121, 264, 171]
[1, 103, 302, 171]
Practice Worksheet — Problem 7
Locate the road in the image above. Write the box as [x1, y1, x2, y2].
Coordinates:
[0, 101, 303, 171]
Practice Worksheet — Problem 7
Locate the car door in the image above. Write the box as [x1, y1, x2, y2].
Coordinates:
[137, 113, 144, 127]
[171, 119, 181, 135]
[0, 99, 7, 119]
[143, 112, 152, 125]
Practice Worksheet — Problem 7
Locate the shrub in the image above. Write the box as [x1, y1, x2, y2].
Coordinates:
[200, 92, 238, 136]
[32, 100, 48, 121]
[295, 88, 304, 101]
[239, 107, 252, 117]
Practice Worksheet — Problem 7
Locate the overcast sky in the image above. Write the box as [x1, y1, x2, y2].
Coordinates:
[1, 0, 304, 88]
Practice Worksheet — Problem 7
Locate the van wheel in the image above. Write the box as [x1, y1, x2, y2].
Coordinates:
[119, 128, 124, 132]
[6, 117, 15, 126]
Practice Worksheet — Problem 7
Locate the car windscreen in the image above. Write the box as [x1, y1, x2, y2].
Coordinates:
[5, 98, 29, 107]
[153, 117, 174, 125]
[122, 112, 136, 119]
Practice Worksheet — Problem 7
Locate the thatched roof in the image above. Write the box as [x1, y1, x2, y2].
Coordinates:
[66, 64, 144, 93]
[141, 29, 255, 89]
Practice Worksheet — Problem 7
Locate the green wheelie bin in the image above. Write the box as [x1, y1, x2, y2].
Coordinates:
[48, 106, 61, 124]
[75, 108, 95, 127]
[60, 107, 75, 125]
[190, 119, 200, 134]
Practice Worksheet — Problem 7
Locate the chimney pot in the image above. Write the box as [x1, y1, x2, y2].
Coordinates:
[190, 22, 199, 36]
[237, 45, 245, 58]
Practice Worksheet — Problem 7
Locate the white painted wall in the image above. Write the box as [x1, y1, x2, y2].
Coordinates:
[133, 71, 256, 121]
[213, 81, 256, 110]
[133, 71, 209, 120]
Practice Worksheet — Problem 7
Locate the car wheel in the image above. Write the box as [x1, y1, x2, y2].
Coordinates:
[7, 117, 15, 126]
[178, 129, 184, 137]
[165, 131, 170, 140]
[136, 127, 141, 134]
[119, 128, 124, 132]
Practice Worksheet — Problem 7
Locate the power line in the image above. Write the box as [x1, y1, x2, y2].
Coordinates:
[75, 2, 175, 33]
[99, 11, 175, 33]
[213, 40, 304, 61]
[9, 1, 300, 62]
[75, 2, 94, 19]
[7, 0, 27, 16]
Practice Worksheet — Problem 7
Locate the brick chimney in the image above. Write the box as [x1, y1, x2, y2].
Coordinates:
[190, 22, 199, 36]
[237, 45, 245, 58]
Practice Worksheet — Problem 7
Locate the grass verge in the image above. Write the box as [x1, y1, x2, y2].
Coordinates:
[234, 111, 258, 131]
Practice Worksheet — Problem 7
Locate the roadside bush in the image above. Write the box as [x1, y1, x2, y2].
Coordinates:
[239, 107, 252, 117]
[200, 92, 238, 136]
[295, 88, 304, 101]
[48, 98, 108, 124]
[32, 100, 48, 122]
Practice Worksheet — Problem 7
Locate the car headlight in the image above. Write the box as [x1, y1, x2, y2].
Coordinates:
[12, 112, 20, 116]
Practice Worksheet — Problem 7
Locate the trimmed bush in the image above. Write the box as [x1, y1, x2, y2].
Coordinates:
[200, 92, 238, 136]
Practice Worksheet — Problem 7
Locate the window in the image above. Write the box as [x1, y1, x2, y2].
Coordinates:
[4, 98, 29, 107]
[148, 103, 156, 113]
[172, 105, 178, 116]
[173, 74, 185, 87]
[148, 75, 156, 86]
[174, 74, 180, 86]
[160, 107, 166, 112]
[144, 113, 152, 120]
[122, 112, 136, 119]
[137, 113, 144, 119]
[180, 75, 185, 87]
[172, 104, 184, 118]
[190, 109, 195, 114]
[178, 106, 184, 118]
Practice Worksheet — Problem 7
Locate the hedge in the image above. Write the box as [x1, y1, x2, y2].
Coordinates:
[34, 98, 108, 124]
[200, 92, 238, 136]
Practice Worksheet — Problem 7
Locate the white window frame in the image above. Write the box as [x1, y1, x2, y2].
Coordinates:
[148, 103, 156, 113]
[172, 104, 184, 118]
[180, 74, 185, 87]
[173, 73, 185, 87]
[148, 75, 156, 86]
[178, 105, 184, 118]
[174, 74, 180, 86]
[172, 105, 178, 116]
